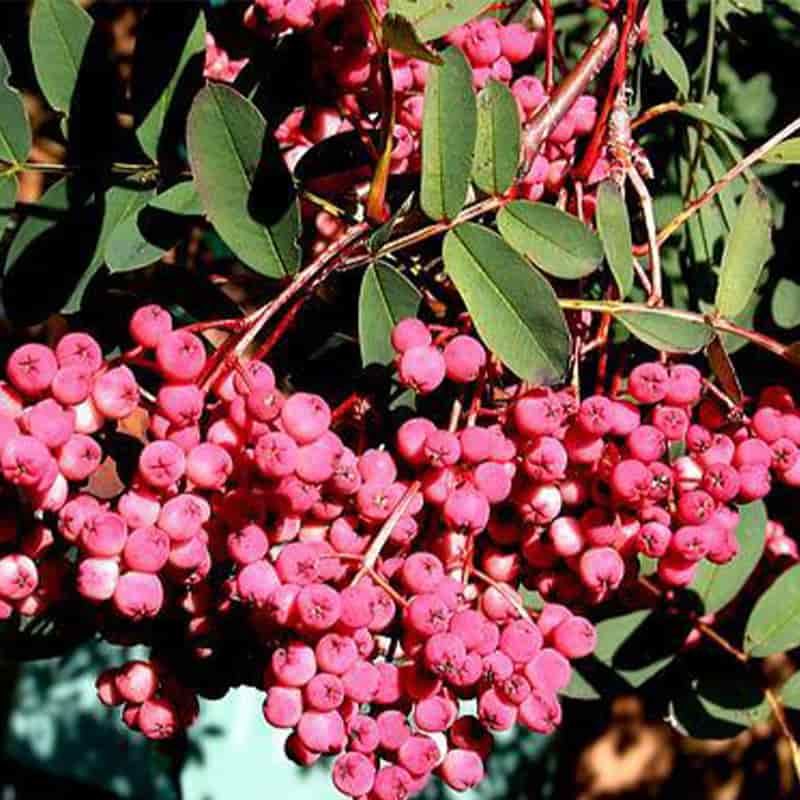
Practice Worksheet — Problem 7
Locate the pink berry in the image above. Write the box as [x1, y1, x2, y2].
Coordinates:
[398, 346, 446, 394]
[123, 526, 170, 572]
[82, 511, 127, 557]
[263, 686, 303, 728]
[333, 751, 377, 796]
[138, 441, 186, 488]
[391, 318, 431, 353]
[156, 331, 206, 383]
[7, 344, 58, 397]
[281, 392, 331, 444]
[443, 335, 486, 383]
[551, 616, 596, 659]
[57, 434, 102, 481]
[130, 305, 173, 349]
[76, 557, 119, 601]
[115, 661, 159, 704]
[628, 362, 669, 404]
[92, 366, 139, 419]
[113, 572, 164, 619]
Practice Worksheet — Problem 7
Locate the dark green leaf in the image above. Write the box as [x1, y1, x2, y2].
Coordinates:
[106, 191, 168, 273]
[368, 193, 414, 254]
[472, 81, 520, 196]
[381, 13, 442, 65]
[771, 278, 800, 329]
[187, 84, 300, 278]
[714, 181, 772, 319]
[564, 610, 686, 701]
[388, 0, 490, 42]
[0, 174, 16, 232]
[134, 11, 206, 161]
[690, 501, 766, 614]
[443, 223, 570, 384]
[744, 564, 800, 657]
[595, 181, 634, 297]
[763, 138, 800, 165]
[701, 143, 741, 229]
[0, 44, 31, 164]
[681, 103, 745, 138]
[615, 307, 713, 352]
[29, 0, 92, 115]
[149, 181, 203, 216]
[358, 262, 422, 367]
[778, 672, 800, 710]
[498, 200, 603, 280]
[421, 48, 477, 221]
[669, 667, 769, 739]
[649, 36, 690, 98]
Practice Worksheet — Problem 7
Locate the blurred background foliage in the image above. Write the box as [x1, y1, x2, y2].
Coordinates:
[1, 0, 800, 798]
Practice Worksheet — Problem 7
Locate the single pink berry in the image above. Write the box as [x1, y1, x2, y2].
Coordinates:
[76, 557, 119, 601]
[92, 366, 140, 419]
[263, 686, 303, 728]
[138, 697, 178, 740]
[113, 572, 164, 619]
[138, 441, 186, 488]
[443, 335, 486, 383]
[628, 362, 669, 404]
[115, 661, 159, 704]
[281, 392, 331, 444]
[7, 344, 58, 398]
[130, 305, 173, 349]
[82, 511, 128, 557]
[333, 751, 377, 797]
[398, 346, 446, 394]
[391, 318, 432, 353]
[57, 434, 102, 481]
[156, 331, 207, 383]
[551, 616, 596, 659]
[123, 526, 170, 572]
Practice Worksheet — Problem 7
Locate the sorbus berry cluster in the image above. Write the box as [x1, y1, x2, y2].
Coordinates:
[0, 306, 796, 797]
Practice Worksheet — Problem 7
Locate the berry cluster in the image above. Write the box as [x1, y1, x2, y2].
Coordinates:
[0, 306, 796, 796]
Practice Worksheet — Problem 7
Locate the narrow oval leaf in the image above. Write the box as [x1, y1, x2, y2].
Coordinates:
[649, 35, 690, 98]
[443, 223, 570, 384]
[30, 0, 92, 115]
[388, 0, 490, 42]
[472, 81, 520, 196]
[690, 500, 766, 614]
[563, 610, 687, 701]
[0, 174, 17, 232]
[763, 138, 800, 165]
[498, 200, 604, 280]
[616, 307, 713, 353]
[714, 181, 772, 319]
[187, 84, 300, 278]
[669, 667, 769, 740]
[744, 564, 800, 657]
[0, 44, 31, 164]
[778, 672, 800, 710]
[771, 278, 800, 329]
[595, 181, 634, 297]
[381, 13, 442, 65]
[149, 181, 203, 216]
[134, 10, 206, 161]
[421, 48, 477, 221]
[681, 103, 744, 138]
[358, 262, 422, 368]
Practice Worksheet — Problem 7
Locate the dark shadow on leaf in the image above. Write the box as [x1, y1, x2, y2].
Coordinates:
[249, 131, 298, 229]
[612, 611, 694, 672]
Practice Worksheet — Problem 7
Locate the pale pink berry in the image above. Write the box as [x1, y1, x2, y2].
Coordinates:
[499, 619, 543, 664]
[348, 713, 380, 753]
[443, 335, 486, 383]
[333, 751, 377, 797]
[123, 526, 170, 572]
[263, 686, 303, 728]
[579, 547, 624, 595]
[297, 709, 346, 753]
[130, 305, 173, 349]
[398, 733, 441, 777]
[22, 399, 74, 449]
[77, 557, 120, 601]
[738, 463, 771, 501]
[372, 765, 413, 800]
[551, 616, 596, 659]
[525, 648, 571, 693]
[281, 392, 331, 444]
[113, 572, 164, 619]
[272, 642, 317, 687]
[652, 405, 690, 441]
[185, 443, 232, 490]
[514, 394, 563, 437]
[398, 346, 446, 394]
[1, 434, 52, 487]
[156, 331, 207, 383]
[609, 400, 641, 436]
[138, 441, 186, 488]
[92, 366, 139, 419]
[304, 672, 344, 711]
[7, 344, 58, 397]
[342, 659, 381, 703]
[297, 583, 342, 631]
[478, 687, 517, 731]
[402, 553, 444, 594]
[138, 697, 178, 739]
[391, 318, 431, 353]
[472, 462, 513, 504]
[637, 522, 672, 557]
[626, 425, 666, 462]
[158, 493, 209, 541]
[82, 511, 127, 557]
[500, 22, 535, 62]
[57, 434, 102, 481]
[115, 661, 158, 704]
[628, 362, 668, 404]
[0, 554, 38, 600]
[237, 560, 280, 605]
[157, 384, 204, 427]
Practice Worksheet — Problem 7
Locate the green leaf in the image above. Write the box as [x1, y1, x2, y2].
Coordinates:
[106, 191, 167, 273]
[649, 35, 690, 98]
[763, 138, 800, 165]
[443, 223, 570, 384]
[63, 185, 156, 312]
[358, 262, 422, 368]
[701, 143, 740, 230]
[134, 10, 206, 161]
[388, 0, 490, 42]
[615, 307, 713, 352]
[381, 13, 442, 65]
[564, 610, 686, 701]
[0, 44, 31, 164]
[595, 181, 634, 298]
[0, 174, 16, 232]
[744, 564, 800, 657]
[29, 0, 93, 115]
[149, 181, 203, 216]
[368, 193, 414, 254]
[498, 200, 603, 280]
[690, 501, 767, 614]
[187, 84, 300, 278]
[778, 672, 800, 710]
[669, 667, 769, 740]
[472, 81, 520, 196]
[421, 48, 477, 221]
[772, 278, 800, 329]
[680, 103, 744, 138]
[714, 181, 772, 319]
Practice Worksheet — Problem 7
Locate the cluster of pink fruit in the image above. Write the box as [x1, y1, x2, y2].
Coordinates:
[390, 317, 800, 604]
[0, 306, 795, 796]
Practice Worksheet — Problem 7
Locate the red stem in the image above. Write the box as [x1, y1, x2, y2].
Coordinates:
[251, 295, 307, 363]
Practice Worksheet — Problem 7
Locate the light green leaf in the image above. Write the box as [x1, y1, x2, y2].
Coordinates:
[421, 48, 477, 221]
[388, 0, 490, 42]
[0, 44, 31, 164]
[714, 181, 772, 319]
[149, 181, 203, 216]
[681, 103, 744, 138]
[29, 0, 93, 115]
[649, 36, 690, 98]
[778, 672, 800, 710]
[772, 278, 800, 329]
[381, 13, 442, 65]
[595, 181, 634, 298]
[472, 81, 520, 196]
[690, 501, 767, 614]
[134, 11, 206, 161]
[187, 84, 300, 278]
[615, 307, 713, 352]
[763, 138, 800, 165]
[0, 174, 17, 232]
[358, 262, 422, 368]
[498, 200, 604, 280]
[106, 190, 167, 273]
[443, 223, 570, 384]
[744, 564, 800, 657]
